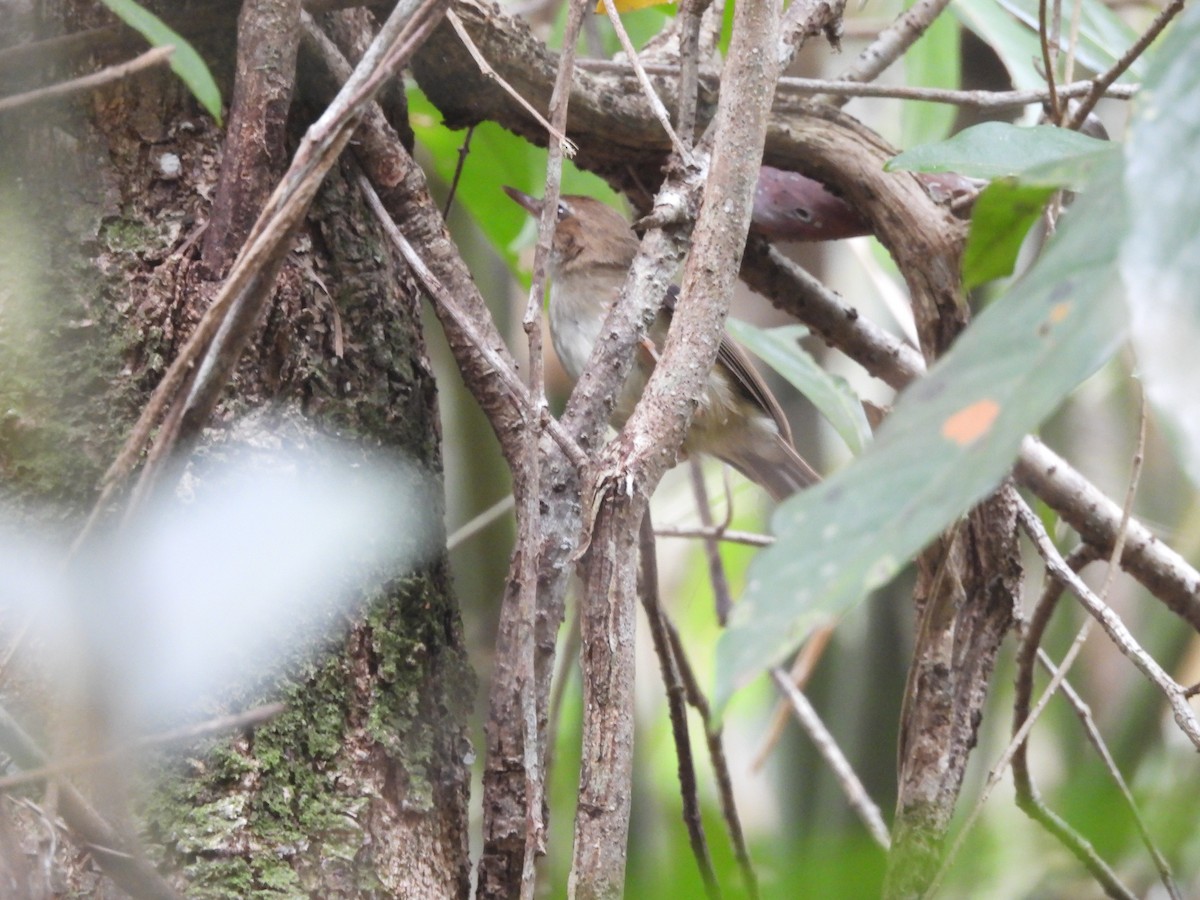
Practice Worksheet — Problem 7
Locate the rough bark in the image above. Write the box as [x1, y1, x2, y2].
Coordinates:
[0, 3, 472, 897]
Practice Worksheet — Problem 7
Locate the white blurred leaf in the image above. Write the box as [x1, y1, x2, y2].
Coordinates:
[0, 433, 435, 725]
[1120, 5, 1200, 488]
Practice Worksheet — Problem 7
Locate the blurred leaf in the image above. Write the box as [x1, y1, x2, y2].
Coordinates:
[961, 181, 1055, 289]
[995, 0, 1146, 83]
[1120, 4, 1200, 487]
[714, 158, 1128, 708]
[1, 437, 433, 725]
[1016, 144, 1118, 190]
[727, 321, 872, 456]
[902, 2, 960, 149]
[953, 0, 1049, 89]
[954, 0, 1144, 88]
[888, 122, 1112, 178]
[100, 0, 222, 124]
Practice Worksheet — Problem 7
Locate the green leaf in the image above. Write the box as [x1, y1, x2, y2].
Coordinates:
[100, 0, 222, 124]
[961, 181, 1055, 290]
[953, 0, 1049, 89]
[902, 2, 960, 149]
[714, 158, 1128, 708]
[1120, 3, 1200, 487]
[994, 0, 1146, 83]
[408, 84, 618, 278]
[954, 0, 1144, 88]
[887, 122, 1113, 179]
[726, 321, 872, 456]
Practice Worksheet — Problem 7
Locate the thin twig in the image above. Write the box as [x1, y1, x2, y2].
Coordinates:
[575, 59, 1139, 109]
[926, 614, 1102, 898]
[661, 610, 759, 899]
[1035, 647, 1181, 899]
[1011, 398, 1177, 899]
[1010, 545, 1128, 897]
[1017, 505, 1200, 749]
[751, 625, 835, 772]
[599, 0, 692, 163]
[358, 175, 588, 472]
[638, 516, 720, 900]
[770, 668, 891, 849]
[0, 44, 174, 113]
[1062, 0, 1083, 87]
[687, 461, 735, 625]
[0, 704, 184, 900]
[515, 3, 588, 892]
[674, 0, 710, 148]
[1040, 0, 1062, 122]
[442, 123, 475, 218]
[0, 704, 285, 793]
[653, 525, 774, 547]
[739, 243, 1200, 629]
[815, 0, 955, 107]
[446, 493, 515, 550]
[76, 0, 446, 551]
[446, 9, 576, 157]
[1018, 545, 1133, 899]
[1064, 0, 1185, 129]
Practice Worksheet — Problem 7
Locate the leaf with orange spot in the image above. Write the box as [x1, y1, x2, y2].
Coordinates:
[942, 399, 1001, 446]
[716, 157, 1127, 710]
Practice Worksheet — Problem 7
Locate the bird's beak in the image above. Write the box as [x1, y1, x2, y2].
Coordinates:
[502, 185, 542, 216]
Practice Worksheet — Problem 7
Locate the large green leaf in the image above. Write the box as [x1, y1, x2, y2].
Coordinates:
[891, 123, 1117, 289]
[1120, 5, 1200, 487]
[714, 158, 1128, 708]
[100, 0, 222, 124]
[902, 1, 960, 150]
[887, 122, 1112, 178]
[726, 321, 872, 456]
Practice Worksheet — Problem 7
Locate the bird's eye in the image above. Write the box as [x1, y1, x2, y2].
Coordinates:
[789, 206, 814, 223]
[556, 201, 570, 221]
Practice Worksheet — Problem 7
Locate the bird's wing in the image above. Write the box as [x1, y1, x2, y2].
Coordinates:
[662, 285, 794, 444]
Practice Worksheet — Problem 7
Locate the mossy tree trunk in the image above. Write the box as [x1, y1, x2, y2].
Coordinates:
[0, 2, 473, 897]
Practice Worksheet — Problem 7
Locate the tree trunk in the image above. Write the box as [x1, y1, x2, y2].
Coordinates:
[0, 3, 472, 897]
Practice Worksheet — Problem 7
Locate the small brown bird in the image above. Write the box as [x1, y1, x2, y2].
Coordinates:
[504, 187, 819, 500]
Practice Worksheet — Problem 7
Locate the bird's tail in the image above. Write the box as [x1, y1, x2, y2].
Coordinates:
[722, 434, 820, 502]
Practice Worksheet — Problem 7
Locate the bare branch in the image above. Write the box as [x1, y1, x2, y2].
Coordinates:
[661, 612, 759, 899]
[576, 60, 1139, 109]
[0, 704, 285, 793]
[358, 176, 587, 472]
[78, 0, 447, 550]
[652, 521, 776, 548]
[738, 244, 1200, 630]
[0, 44, 173, 113]
[0, 705, 183, 900]
[201, 0, 303, 277]
[1017, 506, 1200, 749]
[446, 9, 576, 156]
[638, 516, 721, 900]
[599, 0, 692, 162]
[815, 0, 955, 107]
[770, 669, 891, 849]
[1064, 0, 1185, 129]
